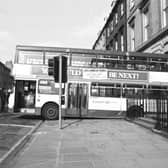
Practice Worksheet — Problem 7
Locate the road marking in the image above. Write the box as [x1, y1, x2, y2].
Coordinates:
[0, 124, 33, 128]
[56, 133, 62, 167]
[0, 120, 43, 166]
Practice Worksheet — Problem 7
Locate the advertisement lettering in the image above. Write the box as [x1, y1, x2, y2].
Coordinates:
[108, 71, 148, 81]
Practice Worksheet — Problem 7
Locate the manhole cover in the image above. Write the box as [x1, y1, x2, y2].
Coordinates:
[90, 131, 99, 134]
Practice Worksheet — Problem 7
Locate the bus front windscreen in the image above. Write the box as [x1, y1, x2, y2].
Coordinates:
[38, 79, 64, 94]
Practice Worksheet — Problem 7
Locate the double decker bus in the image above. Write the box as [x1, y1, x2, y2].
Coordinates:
[12, 45, 168, 120]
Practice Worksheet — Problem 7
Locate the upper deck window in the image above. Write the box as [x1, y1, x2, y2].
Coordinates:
[18, 51, 43, 64]
[45, 52, 63, 65]
[70, 53, 96, 67]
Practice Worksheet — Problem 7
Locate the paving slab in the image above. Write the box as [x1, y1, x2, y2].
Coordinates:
[6, 119, 168, 168]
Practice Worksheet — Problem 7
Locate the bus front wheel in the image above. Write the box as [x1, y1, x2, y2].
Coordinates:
[41, 103, 59, 120]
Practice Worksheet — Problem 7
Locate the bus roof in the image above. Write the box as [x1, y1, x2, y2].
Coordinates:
[16, 45, 168, 59]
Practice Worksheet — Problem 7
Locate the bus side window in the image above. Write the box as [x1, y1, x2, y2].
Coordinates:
[106, 88, 112, 97]
[91, 86, 99, 96]
[112, 88, 121, 97]
[99, 87, 106, 97]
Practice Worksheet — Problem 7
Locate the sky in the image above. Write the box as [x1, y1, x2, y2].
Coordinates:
[0, 0, 112, 63]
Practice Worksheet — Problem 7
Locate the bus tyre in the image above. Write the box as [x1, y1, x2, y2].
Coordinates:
[41, 103, 59, 120]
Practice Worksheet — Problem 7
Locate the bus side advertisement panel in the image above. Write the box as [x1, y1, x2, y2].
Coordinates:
[88, 97, 126, 111]
[149, 72, 168, 83]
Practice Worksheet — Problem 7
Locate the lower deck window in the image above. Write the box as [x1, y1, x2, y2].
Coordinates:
[123, 84, 145, 98]
[91, 83, 121, 97]
[147, 85, 168, 98]
[38, 80, 64, 94]
[91, 83, 168, 99]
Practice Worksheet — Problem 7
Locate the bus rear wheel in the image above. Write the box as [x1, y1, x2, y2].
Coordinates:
[41, 103, 59, 120]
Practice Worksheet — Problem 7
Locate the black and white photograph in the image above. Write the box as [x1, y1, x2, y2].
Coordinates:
[1, 0, 168, 167]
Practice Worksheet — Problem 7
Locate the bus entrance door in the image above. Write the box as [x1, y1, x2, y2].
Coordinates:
[14, 80, 36, 112]
[67, 83, 88, 118]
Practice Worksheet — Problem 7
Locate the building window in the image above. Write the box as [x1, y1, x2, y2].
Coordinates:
[102, 30, 106, 38]
[115, 13, 118, 25]
[130, 0, 135, 10]
[142, 5, 149, 42]
[129, 19, 135, 51]
[161, 0, 168, 28]
[107, 40, 113, 51]
[115, 41, 118, 51]
[121, 33, 124, 52]
[108, 40, 113, 51]
[121, 3, 124, 16]
[110, 20, 114, 32]
[115, 35, 118, 51]
[107, 27, 110, 37]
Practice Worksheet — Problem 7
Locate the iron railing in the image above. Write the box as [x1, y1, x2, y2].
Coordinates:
[126, 93, 168, 132]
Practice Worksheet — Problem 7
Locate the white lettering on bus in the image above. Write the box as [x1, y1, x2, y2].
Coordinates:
[70, 69, 82, 76]
[108, 72, 117, 78]
[108, 71, 140, 80]
[118, 72, 139, 79]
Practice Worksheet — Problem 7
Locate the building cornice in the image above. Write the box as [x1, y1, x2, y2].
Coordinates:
[136, 26, 168, 52]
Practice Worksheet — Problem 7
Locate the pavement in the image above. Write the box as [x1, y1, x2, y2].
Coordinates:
[0, 112, 43, 168]
[5, 119, 168, 168]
